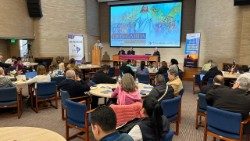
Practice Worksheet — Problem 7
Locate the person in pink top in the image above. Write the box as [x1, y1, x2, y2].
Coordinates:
[112, 73, 142, 105]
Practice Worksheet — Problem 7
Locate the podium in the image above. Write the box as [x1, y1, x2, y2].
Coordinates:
[92, 46, 101, 65]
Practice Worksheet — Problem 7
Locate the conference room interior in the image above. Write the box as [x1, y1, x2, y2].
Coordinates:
[0, 0, 250, 141]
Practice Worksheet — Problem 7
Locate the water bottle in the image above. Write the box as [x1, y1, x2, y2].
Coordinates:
[135, 78, 139, 84]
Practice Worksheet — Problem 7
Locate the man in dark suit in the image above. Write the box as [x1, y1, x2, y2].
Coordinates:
[58, 69, 90, 98]
[91, 65, 116, 108]
[127, 47, 135, 55]
[200, 75, 227, 94]
[92, 65, 116, 84]
[206, 75, 250, 119]
[118, 47, 126, 55]
[202, 62, 223, 85]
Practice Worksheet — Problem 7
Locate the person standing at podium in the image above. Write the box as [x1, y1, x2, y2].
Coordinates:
[127, 47, 135, 55]
[118, 47, 126, 55]
[153, 47, 160, 62]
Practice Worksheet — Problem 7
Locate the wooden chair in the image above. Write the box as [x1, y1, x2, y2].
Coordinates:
[161, 96, 181, 135]
[204, 106, 250, 141]
[65, 99, 90, 141]
[0, 87, 23, 119]
[195, 93, 207, 129]
[31, 81, 58, 113]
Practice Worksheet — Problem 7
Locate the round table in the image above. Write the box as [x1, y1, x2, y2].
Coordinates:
[0, 127, 66, 141]
[90, 83, 153, 98]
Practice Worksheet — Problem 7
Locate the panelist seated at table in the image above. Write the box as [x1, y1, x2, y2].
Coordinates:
[27, 65, 51, 84]
[118, 47, 126, 55]
[0, 67, 15, 88]
[92, 65, 116, 84]
[111, 73, 141, 105]
[127, 47, 135, 55]
[147, 74, 174, 102]
[58, 69, 90, 98]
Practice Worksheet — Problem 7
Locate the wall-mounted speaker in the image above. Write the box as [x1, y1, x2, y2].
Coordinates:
[234, 0, 250, 6]
[26, 0, 43, 18]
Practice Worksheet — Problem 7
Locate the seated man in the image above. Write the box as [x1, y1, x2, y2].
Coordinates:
[92, 65, 116, 84]
[58, 69, 90, 98]
[206, 74, 250, 119]
[90, 105, 133, 141]
[202, 62, 223, 85]
[147, 74, 174, 102]
[120, 62, 135, 77]
[91, 65, 116, 108]
[200, 75, 227, 94]
[0, 67, 14, 88]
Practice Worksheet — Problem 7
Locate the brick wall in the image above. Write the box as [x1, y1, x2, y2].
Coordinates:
[195, 0, 250, 67]
[32, 0, 98, 62]
[0, 0, 33, 39]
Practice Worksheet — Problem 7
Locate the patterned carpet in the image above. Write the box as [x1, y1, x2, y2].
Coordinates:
[0, 81, 209, 141]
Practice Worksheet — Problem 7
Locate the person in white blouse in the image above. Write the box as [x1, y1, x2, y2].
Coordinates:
[128, 97, 170, 141]
[27, 65, 51, 84]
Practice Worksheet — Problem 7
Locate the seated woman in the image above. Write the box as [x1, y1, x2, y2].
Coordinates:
[167, 67, 183, 96]
[0, 67, 15, 88]
[128, 97, 170, 141]
[27, 65, 51, 84]
[111, 73, 141, 105]
[49, 64, 64, 78]
[147, 74, 174, 102]
[55, 56, 65, 71]
[136, 61, 149, 75]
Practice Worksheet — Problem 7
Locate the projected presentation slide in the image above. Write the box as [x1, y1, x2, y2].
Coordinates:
[110, 2, 182, 47]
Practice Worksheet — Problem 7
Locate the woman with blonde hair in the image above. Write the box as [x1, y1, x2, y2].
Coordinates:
[111, 73, 141, 105]
[27, 65, 51, 84]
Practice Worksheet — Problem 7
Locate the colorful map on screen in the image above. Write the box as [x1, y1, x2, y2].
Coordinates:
[110, 2, 182, 47]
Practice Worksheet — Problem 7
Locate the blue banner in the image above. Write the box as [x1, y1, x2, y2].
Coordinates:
[184, 33, 201, 67]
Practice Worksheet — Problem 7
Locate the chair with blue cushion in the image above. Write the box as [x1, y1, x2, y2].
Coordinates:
[65, 99, 90, 141]
[51, 76, 66, 86]
[162, 130, 174, 141]
[0, 87, 22, 119]
[60, 89, 70, 120]
[161, 96, 181, 135]
[137, 74, 150, 84]
[25, 71, 37, 79]
[195, 93, 207, 129]
[204, 106, 250, 141]
[31, 81, 58, 113]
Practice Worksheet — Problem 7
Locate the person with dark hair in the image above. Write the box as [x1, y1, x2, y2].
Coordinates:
[157, 61, 169, 75]
[0, 55, 11, 69]
[120, 62, 135, 77]
[118, 47, 126, 55]
[153, 48, 160, 62]
[67, 58, 81, 78]
[90, 105, 133, 141]
[170, 58, 183, 79]
[92, 65, 116, 84]
[128, 97, 170, 141]
[136, 61, 149, 75]
[147, 74, 174, 102]
[127, 47, 135, 55]
[91, 65, 117, 108]
[200, 75, 227, 94]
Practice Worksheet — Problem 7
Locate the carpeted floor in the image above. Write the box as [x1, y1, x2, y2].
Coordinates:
[0, 81, 209, 141]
